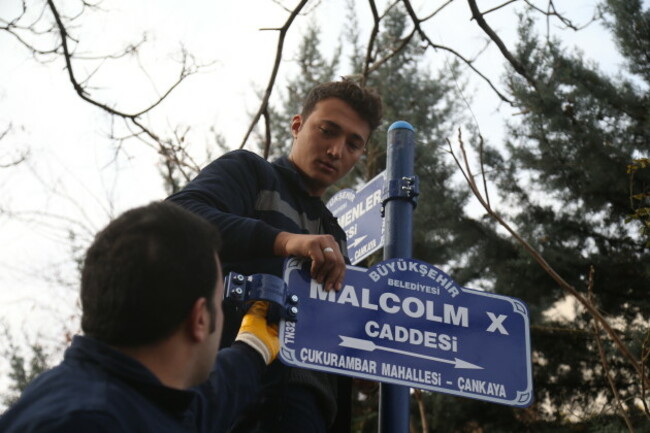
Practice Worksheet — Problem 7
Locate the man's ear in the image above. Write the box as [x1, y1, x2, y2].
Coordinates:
[290, 114, 302, 139]
[187, 297, 209, 343]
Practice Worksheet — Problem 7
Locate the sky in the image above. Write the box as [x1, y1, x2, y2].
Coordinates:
[0, 0, 626, 401]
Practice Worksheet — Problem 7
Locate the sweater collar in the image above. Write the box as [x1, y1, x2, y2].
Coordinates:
[272, 155, 318, 198]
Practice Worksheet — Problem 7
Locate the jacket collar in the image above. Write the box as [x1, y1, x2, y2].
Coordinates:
[67, 335, 196, 414]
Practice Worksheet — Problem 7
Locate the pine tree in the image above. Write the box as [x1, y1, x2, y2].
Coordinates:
[461, 1, 650, 430]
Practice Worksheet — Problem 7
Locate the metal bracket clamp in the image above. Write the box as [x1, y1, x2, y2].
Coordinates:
[380, 175, 420, 217]
[224, 272, 299, 321]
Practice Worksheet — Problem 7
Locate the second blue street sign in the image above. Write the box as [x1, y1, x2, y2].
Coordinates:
[279, 257, 533, 408]
[326, 171, 385, 265]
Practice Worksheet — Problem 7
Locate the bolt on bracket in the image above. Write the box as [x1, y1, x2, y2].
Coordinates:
[224, 272, 298, 321]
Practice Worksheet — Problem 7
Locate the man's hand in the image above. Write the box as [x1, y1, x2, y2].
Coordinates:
[235, 301, 279, 365]
[274, 232, 345, 291]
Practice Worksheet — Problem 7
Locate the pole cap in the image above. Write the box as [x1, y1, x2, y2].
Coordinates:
[388, 121, 414, 132]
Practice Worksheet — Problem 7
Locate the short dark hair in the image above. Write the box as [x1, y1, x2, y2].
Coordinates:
[81, 201, 222, 347]
[301, 79, 383, 132]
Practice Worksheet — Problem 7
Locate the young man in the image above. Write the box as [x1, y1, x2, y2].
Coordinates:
[167, 80, 383, 433]
[0, 202, 279, 433]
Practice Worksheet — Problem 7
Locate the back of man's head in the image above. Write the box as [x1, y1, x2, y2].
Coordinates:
[81, 201, 222, 347]
[301, 79, 383, 132]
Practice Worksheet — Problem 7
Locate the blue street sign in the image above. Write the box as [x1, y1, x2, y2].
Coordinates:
[326, 171, 385, 265]
[279, 257, 533, 408]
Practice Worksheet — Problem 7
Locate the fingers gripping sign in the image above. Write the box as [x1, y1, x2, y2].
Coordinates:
[274, 232, 345, 291]
[310, 237, 344, 291]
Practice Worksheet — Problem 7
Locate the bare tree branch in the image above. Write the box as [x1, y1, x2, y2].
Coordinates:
[239, 0, 310, 151]
[589, 266, 637, 433]
[0, 125, 11, 142]
[37, 0, 211, 188]
[477, 135, 490, 209]
[271, 0, 322, 15]
[262, 108, 272, 159]
[48, 0, 193, 119]
[642, 330, 650, 417]
[72, 34, 147, 60]
[365, 30, 416, 76]
[412, 389, 429, 433]
[480, 0, 519, 17]
[0, 1, 60, 57]
[0, 155, 28, 169]
[402, 0, 513, 104]
[0, 124, 29, 168]
[466, 0, 539, 92]
[360, 0, 380, 87]
[524, 0, 598, 31]
[420, 0, 456, 22]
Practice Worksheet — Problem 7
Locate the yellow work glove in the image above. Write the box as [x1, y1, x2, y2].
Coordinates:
[235, 301, 280, 365]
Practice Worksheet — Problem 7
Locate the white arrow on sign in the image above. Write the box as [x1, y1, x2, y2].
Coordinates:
[339, 335, 483, 370]
[349, 235, 368, 248]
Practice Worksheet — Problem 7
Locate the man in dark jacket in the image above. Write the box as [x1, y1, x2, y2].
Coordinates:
[0, 201, 279, 433]
[167, 80, 383, 433]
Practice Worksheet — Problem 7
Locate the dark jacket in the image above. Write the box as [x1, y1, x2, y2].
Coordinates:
[167, 150, 351, 433]
[0, 336, 264, 433]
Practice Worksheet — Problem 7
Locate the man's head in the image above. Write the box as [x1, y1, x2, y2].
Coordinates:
[300, 79, 383, 132]
[80, 201, 223, 349]
[289, 79, 383, 197]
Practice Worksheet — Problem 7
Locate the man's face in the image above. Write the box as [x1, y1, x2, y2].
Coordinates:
[289, 97, 371, 197]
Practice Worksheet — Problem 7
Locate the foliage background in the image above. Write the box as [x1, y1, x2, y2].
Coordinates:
[1, 0, 648, 431]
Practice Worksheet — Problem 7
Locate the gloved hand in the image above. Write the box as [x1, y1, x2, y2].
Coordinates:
[235, 301, 279, 365]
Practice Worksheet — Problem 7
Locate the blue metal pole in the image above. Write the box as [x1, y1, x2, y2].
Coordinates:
[379, 121, 417, 433]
